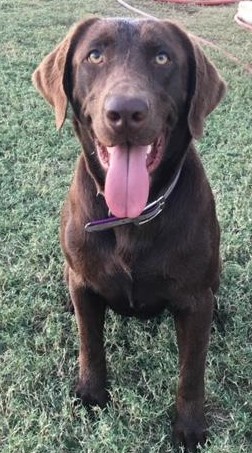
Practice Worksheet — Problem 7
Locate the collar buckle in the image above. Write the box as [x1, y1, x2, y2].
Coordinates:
[134, 195, 165, 226]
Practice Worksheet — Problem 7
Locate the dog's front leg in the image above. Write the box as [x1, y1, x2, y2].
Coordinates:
[68, 268, 109, 408]
[173, 289, 214, 451]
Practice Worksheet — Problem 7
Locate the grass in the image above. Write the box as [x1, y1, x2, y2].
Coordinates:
[0, 0, 251, 451]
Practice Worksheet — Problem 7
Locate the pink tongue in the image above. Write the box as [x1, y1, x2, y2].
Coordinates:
[104, 145, 150, 218]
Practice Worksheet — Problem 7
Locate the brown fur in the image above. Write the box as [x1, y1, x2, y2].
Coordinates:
[33, 18, 225, 451]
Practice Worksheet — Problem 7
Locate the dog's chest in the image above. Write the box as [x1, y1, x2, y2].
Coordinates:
[87, 228, 175, 317]
[99, 269, 171, 318]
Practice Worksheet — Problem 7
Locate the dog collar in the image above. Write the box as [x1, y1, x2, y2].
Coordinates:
[85, 165, 182, 232]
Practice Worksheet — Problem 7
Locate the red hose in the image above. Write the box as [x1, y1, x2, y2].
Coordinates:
[155, 0, 238, 5]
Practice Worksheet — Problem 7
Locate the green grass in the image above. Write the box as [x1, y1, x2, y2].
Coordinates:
[0, 1, 251, 451]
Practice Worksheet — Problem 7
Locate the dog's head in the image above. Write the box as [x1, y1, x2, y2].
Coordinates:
[33, 18, 225, 218]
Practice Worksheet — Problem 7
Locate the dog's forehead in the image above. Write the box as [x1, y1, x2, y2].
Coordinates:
[105, 18, 165, 39]
[81, 17, 185, 46]
[72, 17, 191, 70]
[104, 17, 155, 27]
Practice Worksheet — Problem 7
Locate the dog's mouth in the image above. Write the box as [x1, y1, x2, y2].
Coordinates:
[95, 135, 165, 218]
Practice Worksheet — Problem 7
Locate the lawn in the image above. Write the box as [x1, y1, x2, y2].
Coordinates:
[0, 0, 251, 452]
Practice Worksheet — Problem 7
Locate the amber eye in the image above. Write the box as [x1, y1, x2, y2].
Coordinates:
[87, 49, 104, 64]
[155, 52, 170, 65]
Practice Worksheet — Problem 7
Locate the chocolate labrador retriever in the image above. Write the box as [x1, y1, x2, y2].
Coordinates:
[32, 17, 225, 450]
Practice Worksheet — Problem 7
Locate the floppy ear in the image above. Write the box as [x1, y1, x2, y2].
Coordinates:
[32, 37, 71, 129]
[188, 41, 226, 139]
[32, 18, 98, 129]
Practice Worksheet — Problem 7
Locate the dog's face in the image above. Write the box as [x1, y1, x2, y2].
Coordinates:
[33, 18, 225, 218]
[69, 19, 190, 145]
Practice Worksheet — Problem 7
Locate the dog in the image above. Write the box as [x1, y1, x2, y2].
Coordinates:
[32, 17, 226, 450]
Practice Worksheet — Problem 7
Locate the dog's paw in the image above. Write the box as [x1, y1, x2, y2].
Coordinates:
[173, 414, 207, 452]
[75, 379, 110, 409]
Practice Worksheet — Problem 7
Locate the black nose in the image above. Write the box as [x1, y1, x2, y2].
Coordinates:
[104, 95, 149, 130]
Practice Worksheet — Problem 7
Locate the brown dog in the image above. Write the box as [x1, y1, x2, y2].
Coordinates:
[33, 17, 225, 450]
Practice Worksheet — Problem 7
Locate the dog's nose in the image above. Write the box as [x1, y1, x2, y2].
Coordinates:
[104, 95, 149, 130]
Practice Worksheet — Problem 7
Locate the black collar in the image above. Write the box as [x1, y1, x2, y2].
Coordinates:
[85, 164, 182, 232]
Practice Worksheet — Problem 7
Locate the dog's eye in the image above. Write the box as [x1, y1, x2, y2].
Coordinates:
[155, 52, 170, 65]
[87, 49, 104, 64]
